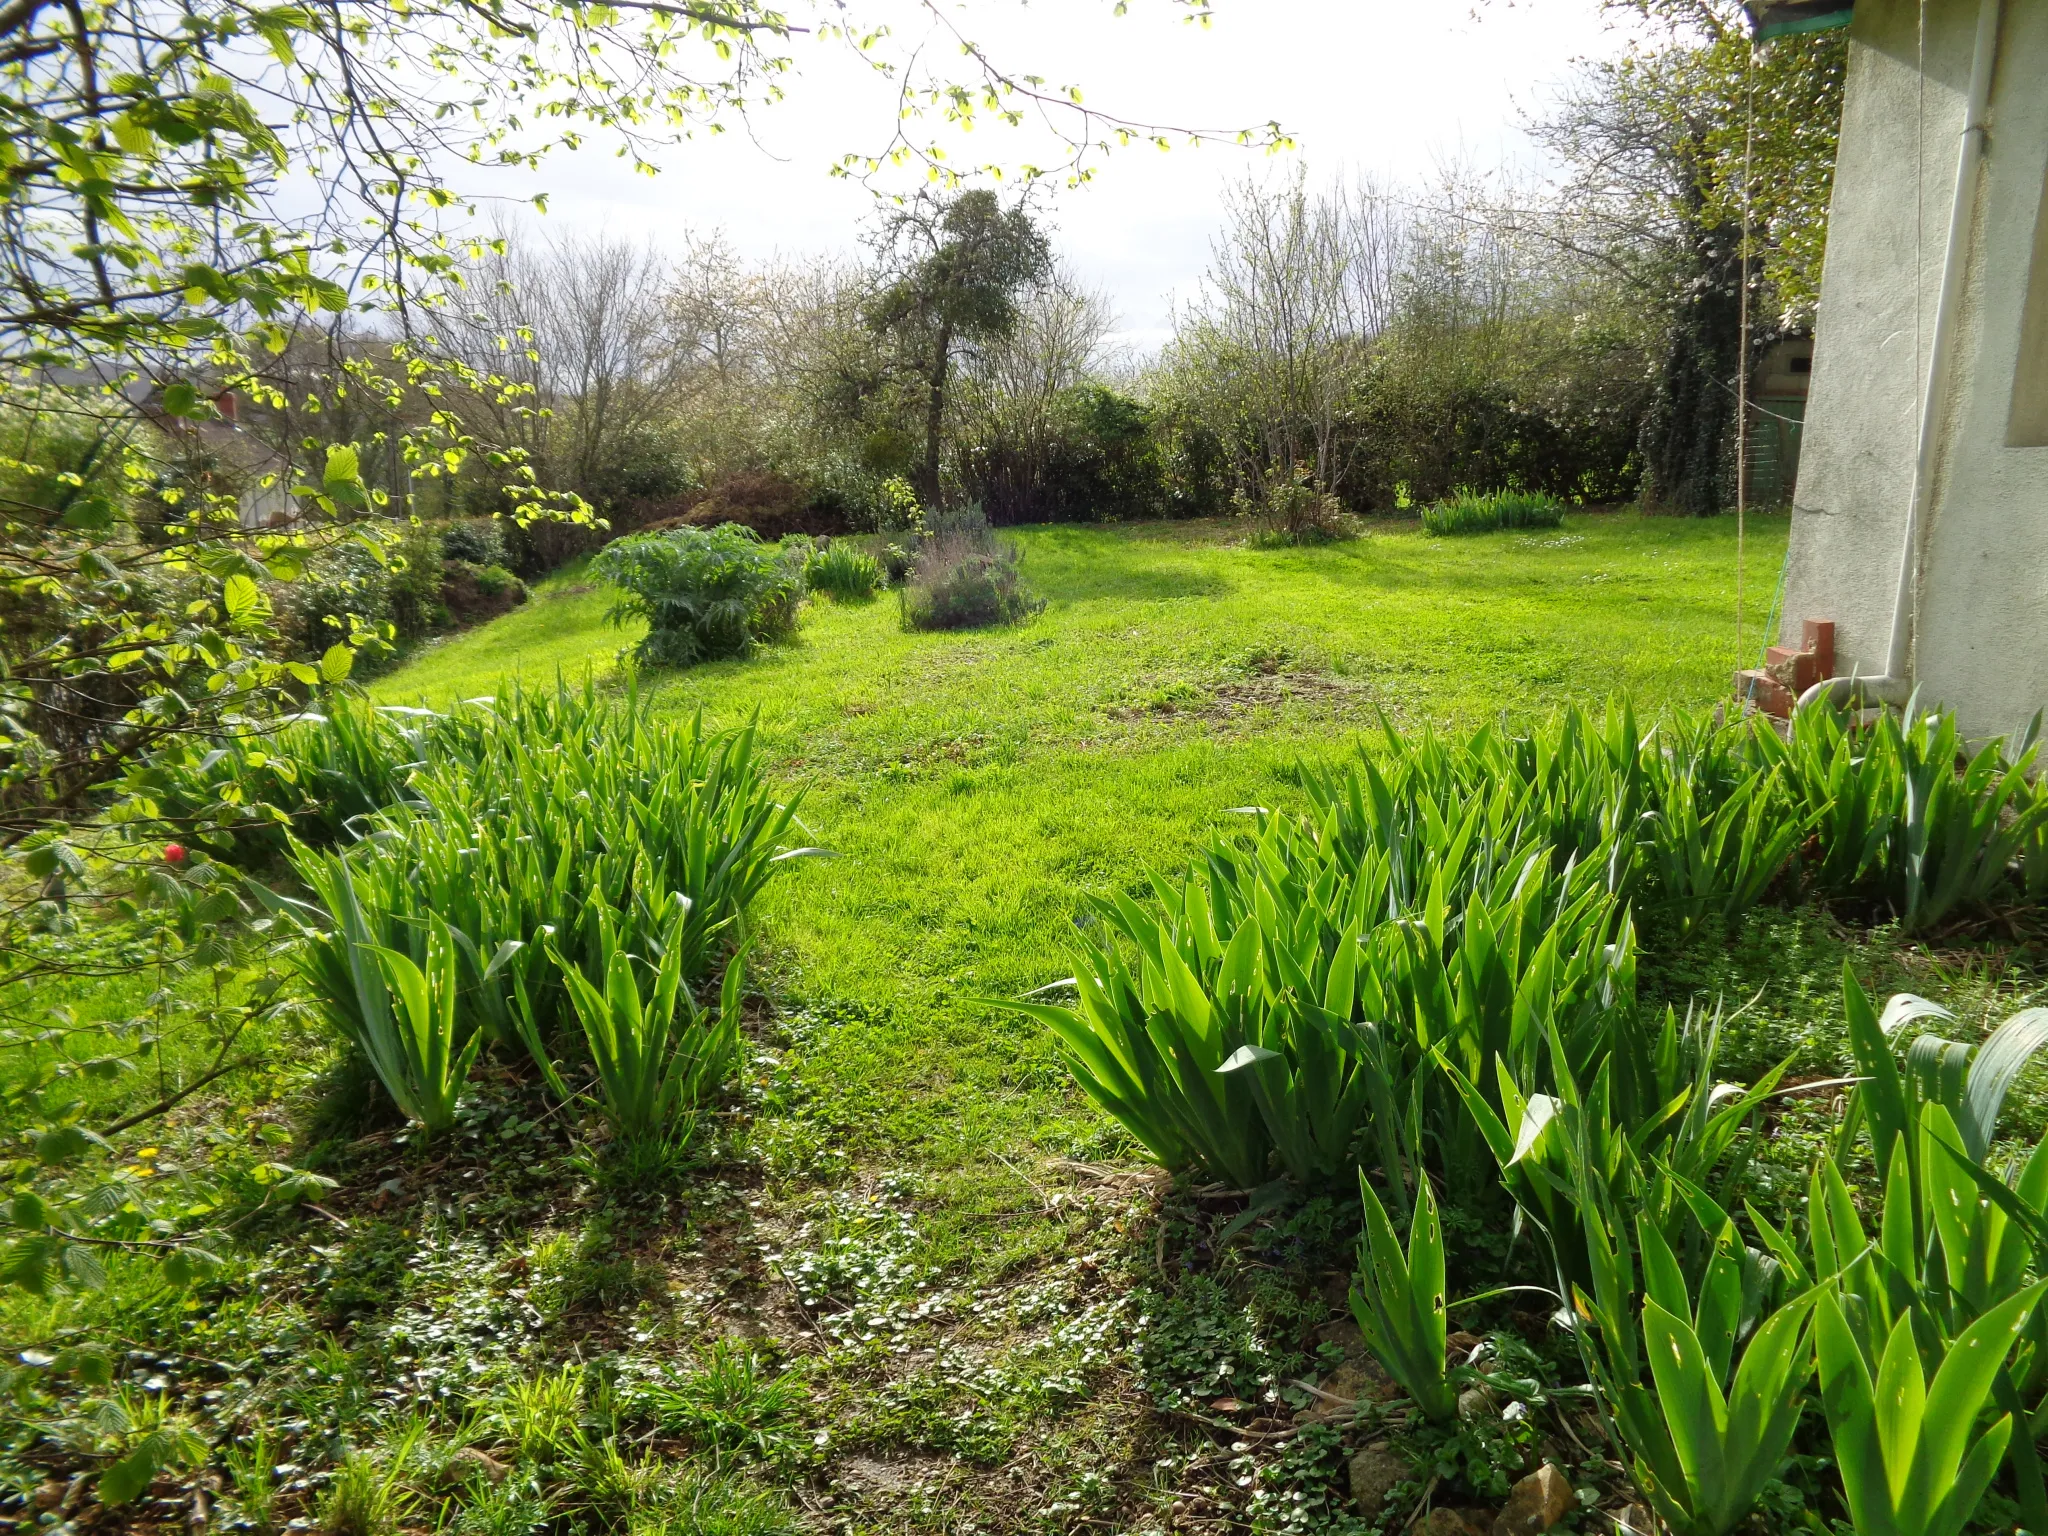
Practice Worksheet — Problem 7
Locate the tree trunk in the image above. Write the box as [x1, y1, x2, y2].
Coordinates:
[921, 321, 952, 508]
[1642, 186, 1743, 515]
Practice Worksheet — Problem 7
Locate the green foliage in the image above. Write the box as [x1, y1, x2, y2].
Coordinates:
[122, 691, 438, 863]
[284, 679, 817, 1116]
[1420, 488, 1567, 536]
[443, 519, 511, 567]
[1604, 1232, 1816, 1536]
[1816, 1286, 2043, 1536]
[552, 892, 744, 1147]
[631, 1340, 809, 1467]
[1350, 1173, 1456, 1422]
[1240, 468, 1350, 547]
[899, 511, 1043, 632]
[594, 525, 806, 667]
[991, 755, 1634, 1189]
[804, 541, 884, 602]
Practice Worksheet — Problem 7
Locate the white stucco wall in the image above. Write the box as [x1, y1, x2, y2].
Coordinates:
[1781, 0, 2048, 739]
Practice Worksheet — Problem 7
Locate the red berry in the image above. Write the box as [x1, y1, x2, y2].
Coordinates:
[163, 843, 187, 864]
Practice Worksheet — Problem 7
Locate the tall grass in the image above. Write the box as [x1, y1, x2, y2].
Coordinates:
[803, 541, 883, 602]
[1419, 487, 1566, 535]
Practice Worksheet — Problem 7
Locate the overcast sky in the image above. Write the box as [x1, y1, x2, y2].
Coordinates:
[479, 0, 1644, 350]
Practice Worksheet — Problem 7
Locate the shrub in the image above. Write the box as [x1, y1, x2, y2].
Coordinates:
[805, 541, 883, 602]
[442, 560, 528, 624]
[441, 518, 508, 567]
[386, 523, 447, 638]
[1419, 487, 1566, 535]
[1239, 468, 1350, 546]
[594, 524, 806, 667]
[276, 540, 393, 663]
[899, 509, 1042, 632]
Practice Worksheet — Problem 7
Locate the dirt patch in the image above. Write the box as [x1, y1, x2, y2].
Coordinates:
[1107, 667, 1375, 724]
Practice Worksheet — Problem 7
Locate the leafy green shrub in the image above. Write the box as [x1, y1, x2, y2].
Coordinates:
[804, 540, 883, 602]
[1420, 487, 1566, 535]
[1240, 467, 1349, 547]
[899, 509, 1042, 632]
[594, 525, 805, 667]
[441, 518, 508, 567]
[386, 523, 447, 637]
[277, 540, 394, 663]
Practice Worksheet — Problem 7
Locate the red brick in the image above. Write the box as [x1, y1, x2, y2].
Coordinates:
[1734, 668, 1795, 717]
[1802, 619, 1836, 679]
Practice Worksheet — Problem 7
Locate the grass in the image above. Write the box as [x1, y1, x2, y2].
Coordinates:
[40, 508, 2048, 1534]
[380, 514, 1779, 1011]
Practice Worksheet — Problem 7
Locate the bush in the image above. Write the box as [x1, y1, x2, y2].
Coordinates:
[441, 518, 508, 567]
[959, 384, 1166, 525]
[594, 524, 806, 667]
[1240, 469, 1350, 546]
[442, 560, 528, 624]
[386, 524, 447, 638]
[899, 509, 1043, 632]
[805, 541, 883, 602]
[276, 540, 394, 664]
[1420, 487, 1566, 535]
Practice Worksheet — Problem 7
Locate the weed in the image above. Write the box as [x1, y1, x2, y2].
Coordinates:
[486, 1367, 585, 1465]
[223, 1428, 280, 1533]
[319, 1423, 425, 1536]
[632, 1340, 809, 1467]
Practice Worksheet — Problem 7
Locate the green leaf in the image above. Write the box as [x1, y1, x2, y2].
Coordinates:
[320, 644, 354, 683]
[97, 1443, 160, 1507]
[222, 573, 262, 621]
[10, 1192, 49, 1230]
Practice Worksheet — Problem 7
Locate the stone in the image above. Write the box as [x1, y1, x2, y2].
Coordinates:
[1322, 1352, 1396, 1404]
[1346, 1442, 1406, 1520]
[1456, 1383, 1498, 1420]
[1492, 1464, 1574, 1535]
[1415, 1509, 1494, 1536]
[1611, 1504, 1654, 1535]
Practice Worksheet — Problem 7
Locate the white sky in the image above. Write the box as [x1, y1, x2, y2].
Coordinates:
[481, 0, 1645, 350]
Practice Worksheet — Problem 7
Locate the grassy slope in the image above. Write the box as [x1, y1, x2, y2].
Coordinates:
[365, 515, 1815, 1266]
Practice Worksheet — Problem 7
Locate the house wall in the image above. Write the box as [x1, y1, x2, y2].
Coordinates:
[1780, 0, 2048, 738]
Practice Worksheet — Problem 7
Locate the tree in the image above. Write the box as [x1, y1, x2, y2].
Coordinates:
[866, 190, 1053, 506]
[1535, 4, 1846, 512]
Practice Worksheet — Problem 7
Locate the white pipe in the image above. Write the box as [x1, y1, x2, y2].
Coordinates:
[1798, 0, 2002, 714]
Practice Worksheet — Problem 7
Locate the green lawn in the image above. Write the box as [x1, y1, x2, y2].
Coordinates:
[379, 513, 1786, 1018]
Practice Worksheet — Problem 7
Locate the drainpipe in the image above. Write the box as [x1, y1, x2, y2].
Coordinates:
[1797, 0, 2003, 713]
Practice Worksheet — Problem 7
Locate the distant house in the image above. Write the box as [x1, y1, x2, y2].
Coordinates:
[148, 390, 300, 532]
[1757, 0, 2048, 736]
